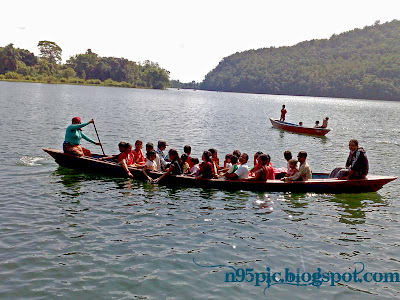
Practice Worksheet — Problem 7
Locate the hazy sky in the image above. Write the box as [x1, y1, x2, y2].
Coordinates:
[1, 0, 399, 82]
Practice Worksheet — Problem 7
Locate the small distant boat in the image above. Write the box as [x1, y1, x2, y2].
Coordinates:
[269, 118, 331, 136]
[43, 148, 396, 193]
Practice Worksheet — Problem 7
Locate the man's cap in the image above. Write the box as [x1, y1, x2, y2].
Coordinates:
[72, 116, 81, 123]
[158, 140, 168, 147]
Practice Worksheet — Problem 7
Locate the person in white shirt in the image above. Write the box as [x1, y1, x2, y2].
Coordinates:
[189, 157, 200, 176]
[282, 151, 312, 182]
[225, 153, 249, 180]
[142, 150, 157, 182]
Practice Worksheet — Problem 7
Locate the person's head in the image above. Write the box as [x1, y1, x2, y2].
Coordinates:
[208, 148, 218, 159]
[181, 153, 188, 162]
[230, 155, 238, 165]
[288, 158, 298, 169]
[315, 121, 320, 125]
[184, 145, 191, 155]
[146, 150, 157, 161]
[202, 150, 212, 163]
[282, 105, 285, 108]
[225, 153, 233, 162]
[158, 140, 168, 151]
[118, 141, 127, 152]
[233, 150, 241, 158]
[254, 151, 263, 165]
[124, 143, 132, 153]
[239, 153, 249, 164]
[325, 117, 329, 120]
[71, 116, 81, 124]
[297, 151, 307, 163]
[299, 122, 303, 126]
[168, 148, 179, 161]
[258, 154, 269, 166]
[349, 139, 359, 152]
[135, 140, 143, 150]
[191, 157, 199, 165]
[284, 150, 292, 161]
[146, 142, 154, 151]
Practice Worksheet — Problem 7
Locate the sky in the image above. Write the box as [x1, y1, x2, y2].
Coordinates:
[1, 0, 400, 82]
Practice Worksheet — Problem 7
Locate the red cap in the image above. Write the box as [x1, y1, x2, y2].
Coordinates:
[72, 116, 81, 123]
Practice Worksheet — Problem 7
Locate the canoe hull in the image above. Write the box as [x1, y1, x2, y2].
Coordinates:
[270, 118, 330, 136]
[43, 148, 396, 194]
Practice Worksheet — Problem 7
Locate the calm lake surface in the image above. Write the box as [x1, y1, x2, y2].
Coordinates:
[0, 81, 399, 299]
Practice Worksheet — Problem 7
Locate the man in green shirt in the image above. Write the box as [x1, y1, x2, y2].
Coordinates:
[63, 117, 101, 156]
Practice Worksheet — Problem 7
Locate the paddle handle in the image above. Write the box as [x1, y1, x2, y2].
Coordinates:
[93, 121, 106, 156]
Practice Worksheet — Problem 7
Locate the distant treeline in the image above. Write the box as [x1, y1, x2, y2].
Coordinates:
[200, 20, 400, 101]
[0, 41, 170, 89]
[170, 80, 200, 89]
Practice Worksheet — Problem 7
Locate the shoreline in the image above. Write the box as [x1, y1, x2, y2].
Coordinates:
[0, 77, 164, 90]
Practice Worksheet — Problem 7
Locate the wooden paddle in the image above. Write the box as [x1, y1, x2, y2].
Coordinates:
[93, 121, 106, 155]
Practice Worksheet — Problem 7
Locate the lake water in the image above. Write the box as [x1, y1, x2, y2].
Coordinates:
[0, 81, 399, 299]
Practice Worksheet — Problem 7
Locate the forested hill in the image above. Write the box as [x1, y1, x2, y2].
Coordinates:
[200, 20, 400, 101]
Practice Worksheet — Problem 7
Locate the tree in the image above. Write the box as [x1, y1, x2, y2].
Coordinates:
[19, 49, 37, 66]
[0, 44, 18, 74]
[61, 67, 76, 79]
[38, 40, 62, 66]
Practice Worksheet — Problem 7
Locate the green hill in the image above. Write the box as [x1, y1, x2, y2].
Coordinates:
[200, 20, 400, 101]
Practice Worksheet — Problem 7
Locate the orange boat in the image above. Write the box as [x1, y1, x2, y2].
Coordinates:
[270, 118, 331, 136]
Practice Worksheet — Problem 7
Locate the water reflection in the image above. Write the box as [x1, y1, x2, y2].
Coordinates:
[330, 193, 384, 225]
[53, 167, 87, 197]
[276, 129, 329, 143]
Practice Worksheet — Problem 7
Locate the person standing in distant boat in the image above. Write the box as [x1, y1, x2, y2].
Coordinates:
[63, 117, 101, 157]
[321, 117, 329, 128]
[280, 105, 287, 122]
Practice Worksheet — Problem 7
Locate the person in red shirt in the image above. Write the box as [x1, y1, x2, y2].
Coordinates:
[208, 148, 221, 174]
[280, 105, 287, 122]
[249, 151, 263, 176]
[265, 154, 275, 180]
[117, 143, 134, 178]
[248, 154, 274, 181]
[197, 151, 217, 179]
[132, 140, 146, 166]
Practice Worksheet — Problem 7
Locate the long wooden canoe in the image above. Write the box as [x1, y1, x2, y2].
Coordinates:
[43, 148, 396, 193]
[270, 118, 331, 136]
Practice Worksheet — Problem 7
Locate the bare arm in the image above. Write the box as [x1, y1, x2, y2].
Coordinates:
[142, 165, 154, 182]
[154, 166, 173, 183]
[225, 172, 238, 180]
[247, 168, 264, 181]
[121, 159, 133, 178]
